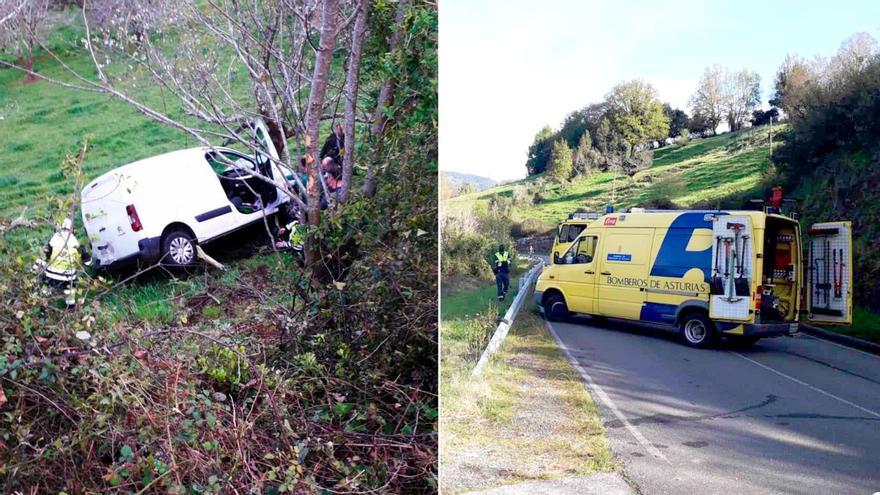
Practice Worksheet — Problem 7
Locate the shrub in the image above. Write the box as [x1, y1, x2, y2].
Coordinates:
[511, 217, 553, 238]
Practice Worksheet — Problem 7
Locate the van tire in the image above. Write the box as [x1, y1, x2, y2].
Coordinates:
[162, 229, 197, 267]
[679, 312, 718, 349]
[543, 293, 570, 322]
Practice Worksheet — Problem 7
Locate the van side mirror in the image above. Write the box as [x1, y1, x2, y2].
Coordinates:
[553, 252, 559, 264]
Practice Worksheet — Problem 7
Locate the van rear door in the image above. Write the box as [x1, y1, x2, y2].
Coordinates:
[806, 221, 852, 324]
[709, 215, 753, 321]
[81, 172, 142, 266]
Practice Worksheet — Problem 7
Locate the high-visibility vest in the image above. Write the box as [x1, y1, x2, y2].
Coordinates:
[494, 251, 509, 265]
[46, 230, 81, 281]
[286, 221, 304, 246]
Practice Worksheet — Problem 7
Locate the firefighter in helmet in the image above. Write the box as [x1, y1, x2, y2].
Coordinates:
[41, 218, 90, 308]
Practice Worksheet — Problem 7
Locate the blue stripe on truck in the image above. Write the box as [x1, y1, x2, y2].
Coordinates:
[649, 211, 727, 283]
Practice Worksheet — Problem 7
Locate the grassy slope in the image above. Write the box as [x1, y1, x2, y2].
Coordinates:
[440, 272, 615, 493]
[446, 125, 785, 224]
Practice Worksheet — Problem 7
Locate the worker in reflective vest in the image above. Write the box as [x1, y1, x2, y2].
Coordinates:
[275, 219, 304, 252]
[493, 244, 510, 301]
[41, 218, 89, 308]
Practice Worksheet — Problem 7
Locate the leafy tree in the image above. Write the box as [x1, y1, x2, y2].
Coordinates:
[572, 131, 600, 176]
[525, 124, 555, 175]
[663, 103, 690, 137]
[724, 68, 761, 131]
[750, 107, 779, 126]
[688, 111, 712, 134]
[558, 102, 607, 149]
[547, 140, 573, 182]
[689, 64, 727, 132]
[604, 80, 669, 144]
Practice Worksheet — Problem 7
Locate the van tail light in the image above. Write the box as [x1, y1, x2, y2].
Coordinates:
[754, 286, 762, 307]
[126, 204, 143, 232]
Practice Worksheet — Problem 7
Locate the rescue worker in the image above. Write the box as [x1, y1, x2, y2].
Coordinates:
[275, 218, 304, 251]
[493, 244, 510, 301]
[320, 123, 345, 165]
[41, 218, 90, 309]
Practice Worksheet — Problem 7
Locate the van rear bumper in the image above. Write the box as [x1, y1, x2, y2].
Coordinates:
[94, 236, 162, 272]
[735, 322, 799, 337]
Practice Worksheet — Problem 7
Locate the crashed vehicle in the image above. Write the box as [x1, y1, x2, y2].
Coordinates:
[81, 120, 293, 270]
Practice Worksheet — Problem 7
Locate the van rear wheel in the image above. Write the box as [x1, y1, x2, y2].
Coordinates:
[162, 229, 196, 267]
[543, 293, 570, 322]
[679, 312, 718, 349]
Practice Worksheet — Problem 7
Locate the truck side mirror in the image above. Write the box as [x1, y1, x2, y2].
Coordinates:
[553, 252, 559, 264]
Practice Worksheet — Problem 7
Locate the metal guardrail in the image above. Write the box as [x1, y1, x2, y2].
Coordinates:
[472, 260, 544, 376]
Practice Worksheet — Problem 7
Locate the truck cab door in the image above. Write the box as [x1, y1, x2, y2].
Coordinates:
[551, 234, 600, 314]
[709, 215, 753, 321]
[805, 221, 852, 324]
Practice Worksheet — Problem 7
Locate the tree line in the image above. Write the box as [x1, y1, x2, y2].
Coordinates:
[771, 32, 880, 310]
[527, 64, 771, 180]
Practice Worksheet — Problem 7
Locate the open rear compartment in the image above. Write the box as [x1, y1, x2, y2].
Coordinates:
[759, 216, 799, 323]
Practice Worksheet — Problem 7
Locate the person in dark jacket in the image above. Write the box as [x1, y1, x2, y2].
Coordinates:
[492, 244, 511, 301]
[320, 123, 344, 166]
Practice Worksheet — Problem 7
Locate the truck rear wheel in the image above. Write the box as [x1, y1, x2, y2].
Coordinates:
[679, 312, 718, 349]
[162, 229, 196, 267]
[543, 293, 570, 322]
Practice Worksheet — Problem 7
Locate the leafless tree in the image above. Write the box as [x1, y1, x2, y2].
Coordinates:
[723, 68, 761, 131]
[0, 0, 49, 82]
[689, 64, 727, 132]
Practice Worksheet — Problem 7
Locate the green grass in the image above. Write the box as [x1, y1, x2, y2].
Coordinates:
[440, 283, 616, 494]
[446, 125, 786, 224]
[823, 307, 880, 344]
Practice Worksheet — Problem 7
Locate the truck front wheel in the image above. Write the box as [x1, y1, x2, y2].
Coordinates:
[543, 293, 570, 322]
[679, 312, 718, 349]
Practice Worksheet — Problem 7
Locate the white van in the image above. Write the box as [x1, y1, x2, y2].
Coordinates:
[81, 121, 293, 270]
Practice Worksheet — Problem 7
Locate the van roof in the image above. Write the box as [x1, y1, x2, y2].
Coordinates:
[83, 147, 215, 190]
[587, 210, 796, 230]
[113, 147, 209, 176]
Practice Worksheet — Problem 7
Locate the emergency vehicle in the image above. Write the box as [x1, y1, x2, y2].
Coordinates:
[535, 206, 852, 348]
[552, 212, 602, 260]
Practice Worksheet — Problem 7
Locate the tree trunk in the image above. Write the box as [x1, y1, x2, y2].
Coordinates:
[303, 0, 340, 267]
[338, 0, 370, 203]
[363, 0, 408, 198]
[24, 35, 36, 83]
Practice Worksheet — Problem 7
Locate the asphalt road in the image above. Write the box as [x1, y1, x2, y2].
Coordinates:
[546, 316, 880, 495]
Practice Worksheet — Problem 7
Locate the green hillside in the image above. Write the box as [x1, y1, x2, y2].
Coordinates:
[445, 125, 786, 225]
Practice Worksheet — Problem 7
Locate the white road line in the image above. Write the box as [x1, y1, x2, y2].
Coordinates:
[799, 333, 880, 360]
[730, 351, 880, 419]
[545, 320, 670, 464]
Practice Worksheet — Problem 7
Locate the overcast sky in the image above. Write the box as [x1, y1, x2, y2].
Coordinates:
[439, 0, 880, 181]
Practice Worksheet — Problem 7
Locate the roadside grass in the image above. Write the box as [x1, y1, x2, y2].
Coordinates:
[440, 278, 616, 494]
[822, 307, 880, 344]
[445, 125, 786, 225]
